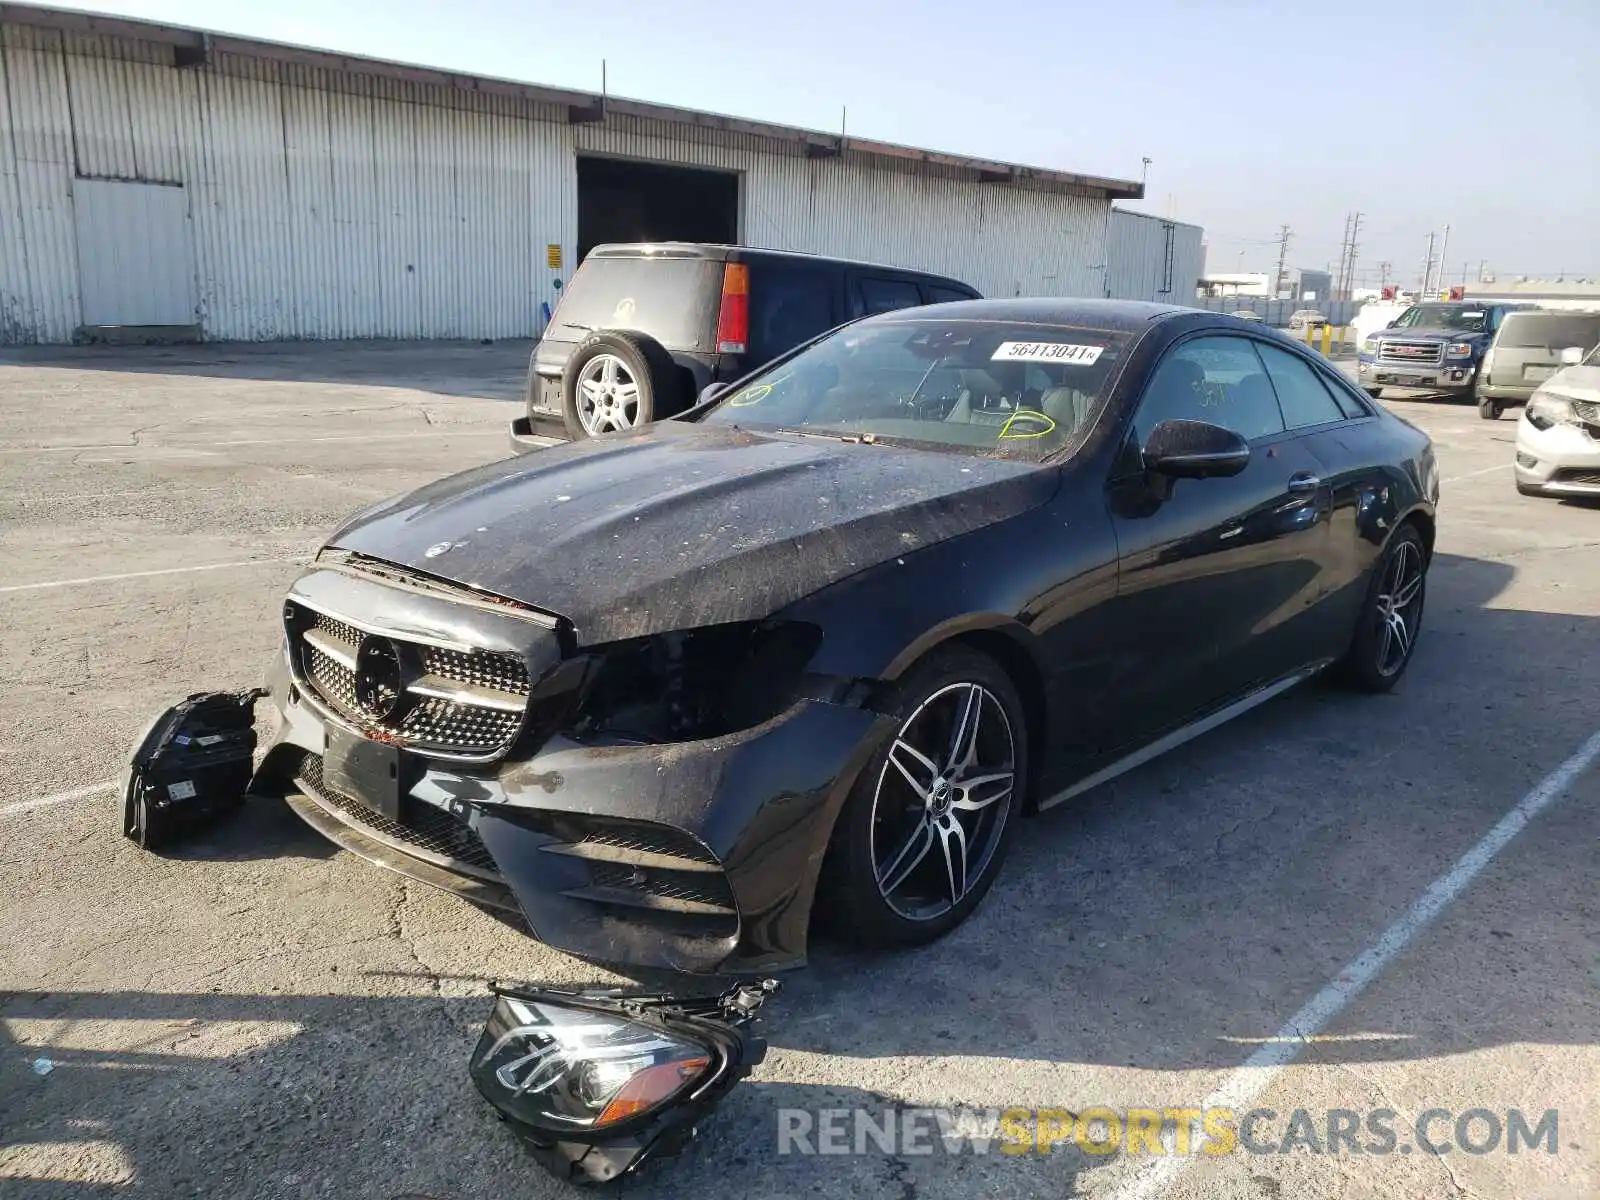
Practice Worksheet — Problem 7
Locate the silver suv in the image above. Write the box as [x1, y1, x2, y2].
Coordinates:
[1479, 310, 1600, 419]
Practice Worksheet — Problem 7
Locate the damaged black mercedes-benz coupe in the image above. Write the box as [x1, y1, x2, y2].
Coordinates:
[252, 299, 1439, 973]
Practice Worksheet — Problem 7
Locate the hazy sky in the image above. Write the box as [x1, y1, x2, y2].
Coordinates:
[69, 0, 1599, 284]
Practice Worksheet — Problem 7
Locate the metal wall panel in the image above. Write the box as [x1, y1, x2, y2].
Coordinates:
[73, 177, 196, 324]
[2, 25, 80, 342]
[1, 21, 1120, 342]
[1105, 207, 1205, 303]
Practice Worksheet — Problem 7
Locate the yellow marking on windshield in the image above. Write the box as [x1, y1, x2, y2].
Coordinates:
[997, 409, 1057, 440]
[728, 383, 773, 407]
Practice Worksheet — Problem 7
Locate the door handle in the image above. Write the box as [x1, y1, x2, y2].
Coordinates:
[1286, 472, 1322, 494]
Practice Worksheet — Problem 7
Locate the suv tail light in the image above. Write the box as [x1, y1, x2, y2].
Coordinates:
[715, 263, 749, 354]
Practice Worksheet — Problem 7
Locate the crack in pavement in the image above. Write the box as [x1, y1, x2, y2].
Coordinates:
[390, 879, 443, 999]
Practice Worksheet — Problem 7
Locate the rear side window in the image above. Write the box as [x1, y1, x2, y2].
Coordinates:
[551, 256, 720, 349]
[856, 277, 924, 316]
[1254, 342, 1347, 429]
[928, 284, 976, 303]
[1497, 314, 1600, 350]
[748, 262, 837, 362]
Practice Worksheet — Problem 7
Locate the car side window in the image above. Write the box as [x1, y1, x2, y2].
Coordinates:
[747, 263, 836, 362]
[1133, 335, 1286, 444]
[1254, 342, 1347, 429]
[928, 285, 974, 304]
[855, 277, 924, 316]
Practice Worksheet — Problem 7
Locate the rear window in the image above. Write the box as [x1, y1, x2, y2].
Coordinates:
[1497, 313, 1600, 350]
[550, 256, 721, 349]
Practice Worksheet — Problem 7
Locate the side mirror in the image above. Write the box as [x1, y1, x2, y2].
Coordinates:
[699, 381, 731, 404]
[1559, 346, 1585, 367]
[1385, 319, 1399, 328]
[1143, 419, 1251, 479]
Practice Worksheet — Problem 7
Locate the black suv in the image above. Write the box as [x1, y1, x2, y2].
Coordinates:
[509, 243, 981, 446]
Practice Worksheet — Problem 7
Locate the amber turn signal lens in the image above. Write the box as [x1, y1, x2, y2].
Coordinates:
[595, 1056, 711, 1126]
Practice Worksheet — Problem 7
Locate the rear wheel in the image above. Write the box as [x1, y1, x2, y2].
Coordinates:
[1339, 525, 1427, 693]
[823, 647, 1027, 949]
[560, 331, 685, 440]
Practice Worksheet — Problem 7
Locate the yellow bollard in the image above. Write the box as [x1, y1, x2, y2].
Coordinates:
[1304, 323, 1315, 346]
[1321, 323, 1333, 355]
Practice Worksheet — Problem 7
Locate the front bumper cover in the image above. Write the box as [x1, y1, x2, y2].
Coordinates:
[1357, 358, 1476, 392]
[1513, 414, 1600, 496]
[261, 650, 888, 973]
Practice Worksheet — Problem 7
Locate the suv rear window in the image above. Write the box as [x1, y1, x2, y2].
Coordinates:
[551, 256, 721, 349]
[1497, 313, 1600, 350]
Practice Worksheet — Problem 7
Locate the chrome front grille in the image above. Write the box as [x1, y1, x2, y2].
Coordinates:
[1378, 340, 1445, 367]
[288, 604, 530, 759]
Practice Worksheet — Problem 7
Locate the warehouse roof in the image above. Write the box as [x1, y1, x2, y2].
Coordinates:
[0, 3, 1145, 201]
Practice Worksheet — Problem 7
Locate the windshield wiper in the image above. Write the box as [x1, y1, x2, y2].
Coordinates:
[559, 321, 593, 333]
[767, 426, 882, 445]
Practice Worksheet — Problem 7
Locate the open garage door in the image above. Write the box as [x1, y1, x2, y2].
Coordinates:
[577, 157, 738, 260]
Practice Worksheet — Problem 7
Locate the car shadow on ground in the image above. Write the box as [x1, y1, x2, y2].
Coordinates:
[0, 341, 536, 403]
[5, 552, 1597, 1196]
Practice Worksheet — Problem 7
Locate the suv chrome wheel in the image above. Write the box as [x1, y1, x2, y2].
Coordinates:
[870, 681, 1015, 921]
[576, 354, 640, 434]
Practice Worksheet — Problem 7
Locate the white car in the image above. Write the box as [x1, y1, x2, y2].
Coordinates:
[1513, 345, 1600, 498]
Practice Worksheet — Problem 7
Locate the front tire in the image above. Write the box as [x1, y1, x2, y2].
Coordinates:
[1339, 524, 1427, 693]
[822, 647, 1028, 950]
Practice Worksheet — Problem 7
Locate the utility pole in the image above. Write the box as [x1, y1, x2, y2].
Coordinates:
[1273, 225, 1292, 300]
[1344, 211, 1363, 299]
[1477, 258, 1487, 283]
[1420, 232, 1437, 296]
[1435, 223, 1451, 296]
[1379, 260, 1392, 292]
[1336, 213, 1353, 298]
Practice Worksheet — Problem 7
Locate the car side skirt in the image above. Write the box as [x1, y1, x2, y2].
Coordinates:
[1037, 661, 1332, 811]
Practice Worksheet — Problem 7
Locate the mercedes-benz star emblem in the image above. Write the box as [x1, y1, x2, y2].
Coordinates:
[354, 635, 406, 721]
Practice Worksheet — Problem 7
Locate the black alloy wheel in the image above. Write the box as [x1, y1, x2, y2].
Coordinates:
[823, 647, 1027, 948]
[1341, 524, 1427, 692]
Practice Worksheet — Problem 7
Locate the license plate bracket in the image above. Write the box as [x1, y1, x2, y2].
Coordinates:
[325, 727, 402, 820]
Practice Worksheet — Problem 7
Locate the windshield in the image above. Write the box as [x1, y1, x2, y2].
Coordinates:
[1393, 304, 1488, 332]
[699, 318, 1130, 460]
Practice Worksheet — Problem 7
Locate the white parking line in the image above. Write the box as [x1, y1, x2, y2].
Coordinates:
[1108, 726, 1600, 1200]
[0, 780, 118, 817]
[1444, 462, 1512, 484]
[0, 429, 505, 455]
[0, 557, 302, 594]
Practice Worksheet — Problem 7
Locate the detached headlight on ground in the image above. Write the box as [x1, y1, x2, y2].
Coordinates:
[475, 998, 710, 1129]
[470, 979, 778, 1185]
[1525, 391, 1577, 430]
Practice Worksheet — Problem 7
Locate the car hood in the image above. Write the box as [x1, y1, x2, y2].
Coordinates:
[1539, 364, 1600, 403]
[1372, 327, 1482, 342]
[326, 421, 1058, 645]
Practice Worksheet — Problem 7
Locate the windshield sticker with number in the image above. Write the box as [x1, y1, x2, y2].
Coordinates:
[990, 341, 1104, 366]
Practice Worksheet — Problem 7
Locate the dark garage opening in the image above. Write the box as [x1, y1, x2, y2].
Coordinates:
[577, 156, 739, 260]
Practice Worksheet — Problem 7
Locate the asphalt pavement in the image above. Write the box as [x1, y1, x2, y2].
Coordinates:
[1, 343, 1595, 1199]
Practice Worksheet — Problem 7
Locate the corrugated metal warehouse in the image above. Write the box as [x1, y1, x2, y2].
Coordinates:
[1104, 208, 1204, 304]
[0, 4, 1183, 345]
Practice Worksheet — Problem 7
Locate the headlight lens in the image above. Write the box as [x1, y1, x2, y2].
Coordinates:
[1525, 391, 1575, 430]
[1445, 341, 1474, 358]
[471, 996, 711, 1131]
[1363, 338, 1381, 355]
